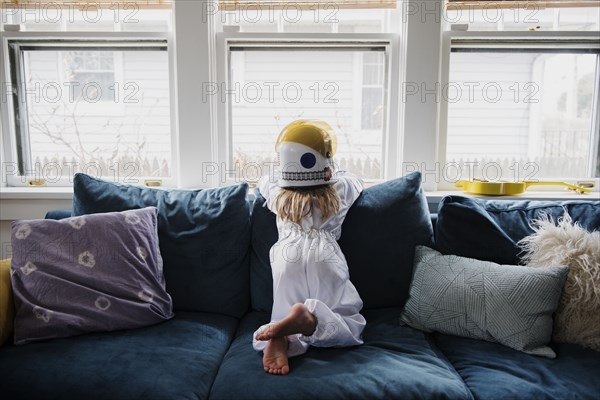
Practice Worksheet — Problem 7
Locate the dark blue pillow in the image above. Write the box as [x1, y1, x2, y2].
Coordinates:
[72, 173, 250, 318]
[250, 171, 434, 312]
[339, 171, 434, 309]
[436, 195, 600, 265]
[249, 192, 278, 312]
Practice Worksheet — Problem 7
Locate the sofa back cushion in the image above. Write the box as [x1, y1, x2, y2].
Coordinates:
[250, 171, 434, 311]
[436, 196, 600, 265]
[72, 173, 251, 317]
[249, 194, 278, 312]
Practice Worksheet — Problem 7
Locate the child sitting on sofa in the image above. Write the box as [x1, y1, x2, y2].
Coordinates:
[253, 120, 366, 375]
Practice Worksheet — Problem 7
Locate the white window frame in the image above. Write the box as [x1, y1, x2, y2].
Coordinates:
[0, 31, 177, 187]
[2, 1, 432, 191]
[170, 0, 412, 188]
[215, 32, 401, 185]
[4, 1, 595, 195]
[437, 30, 600, 190]
[398, 0, 443, 192]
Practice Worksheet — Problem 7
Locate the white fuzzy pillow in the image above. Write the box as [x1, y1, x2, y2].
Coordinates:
[519, 212, 600, 351]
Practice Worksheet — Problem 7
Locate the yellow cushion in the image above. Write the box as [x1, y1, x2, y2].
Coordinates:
[0, 258, 14, 346]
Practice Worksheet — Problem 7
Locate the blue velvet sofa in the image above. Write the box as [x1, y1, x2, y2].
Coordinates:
[0, 172, 599, 400]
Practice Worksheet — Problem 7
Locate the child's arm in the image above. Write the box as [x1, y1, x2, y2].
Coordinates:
[258, 175, 280, 211]
[333, 171, 363, 208]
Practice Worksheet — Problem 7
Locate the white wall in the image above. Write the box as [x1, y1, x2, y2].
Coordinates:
[0, 197, 73, 259]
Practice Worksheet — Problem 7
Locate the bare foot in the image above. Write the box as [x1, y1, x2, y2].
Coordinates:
[263, 336, 290, 375]
[256, 303, 317, 341]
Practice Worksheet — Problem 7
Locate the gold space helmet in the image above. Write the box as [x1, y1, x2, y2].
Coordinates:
[275, 120, 338, 188]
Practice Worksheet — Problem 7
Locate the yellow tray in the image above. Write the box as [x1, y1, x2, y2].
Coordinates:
[455, 180, 592, 196]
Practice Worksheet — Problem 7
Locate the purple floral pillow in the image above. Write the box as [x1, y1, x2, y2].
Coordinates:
[10, 207, 173, 345]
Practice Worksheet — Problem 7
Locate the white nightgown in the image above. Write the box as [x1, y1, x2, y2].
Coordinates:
[252, 172, 366, 357]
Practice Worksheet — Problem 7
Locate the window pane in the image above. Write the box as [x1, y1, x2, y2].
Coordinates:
[363, 64, 382, 85]
[230, 49, 386, 180]
[21, 48, 172, 178]
[361, 87, 384, 130]
[443, 7, 600, 32]
[446, 51, 598, 179]
[1, 8, 171, 32]
[222, 8, 393, 33]
[65, 51, 115, 102]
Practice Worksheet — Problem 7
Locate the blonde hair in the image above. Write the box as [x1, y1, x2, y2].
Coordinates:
[273, 185, 340, 224]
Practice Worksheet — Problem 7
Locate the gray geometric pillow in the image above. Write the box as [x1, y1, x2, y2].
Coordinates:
[400, 246, 568, 358]
[11, 207, 173, 345]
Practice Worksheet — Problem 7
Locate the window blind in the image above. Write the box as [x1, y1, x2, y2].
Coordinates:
[218, 0, 397, 11]
[446, 0, 599, 10]
[0, 0, 172, 9]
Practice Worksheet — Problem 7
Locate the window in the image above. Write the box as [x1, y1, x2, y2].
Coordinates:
[444, 43, 599, 180]
[3, 0, 598, 192]
[0, 2, 174, 186]
[216, 5, 401, 183]
[225, 42, 393, 181]
[439, 0, 600, 186]
[4, 39, 173, 182]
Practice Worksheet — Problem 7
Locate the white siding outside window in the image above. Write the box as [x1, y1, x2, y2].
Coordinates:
[439, 34, 600, 186]
[228, 47, 386, 181]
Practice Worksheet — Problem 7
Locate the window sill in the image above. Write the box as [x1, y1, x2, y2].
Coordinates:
[0, 186, 73, 200]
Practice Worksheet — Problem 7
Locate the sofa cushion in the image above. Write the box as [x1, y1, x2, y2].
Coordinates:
[436, 196, 600, 265]
[11, 208, 173, 345]
[401, 246, 567, 358]
[0, 311, 238, 400]
[250, 171, 434, 312]
[434, 333, 600, 400]
[209, 308, 472, 400]
[72, 173, 251, 317]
